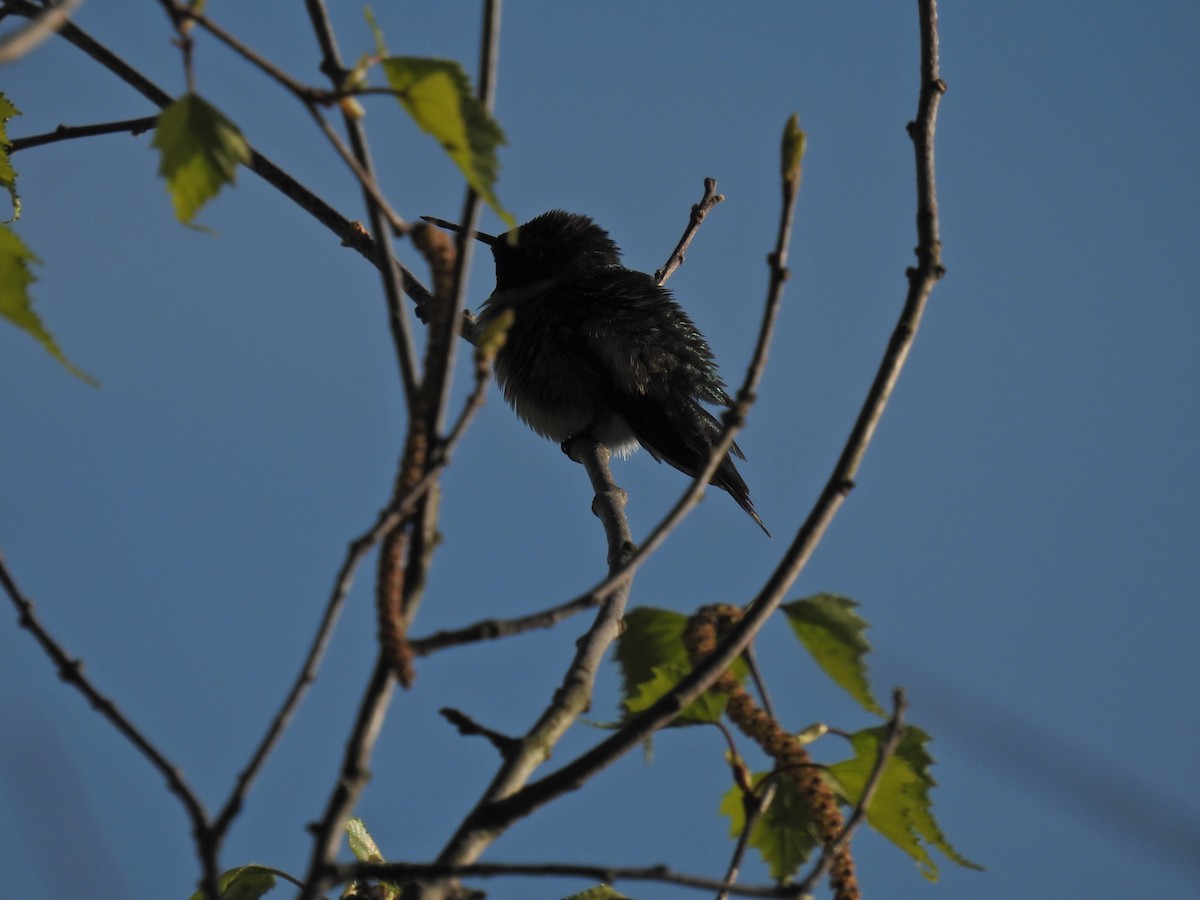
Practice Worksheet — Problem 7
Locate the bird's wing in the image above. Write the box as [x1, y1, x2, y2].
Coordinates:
[567, 270, 765, 532]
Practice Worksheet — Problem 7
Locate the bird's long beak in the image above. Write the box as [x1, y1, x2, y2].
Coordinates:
[420, 216, 498, 246]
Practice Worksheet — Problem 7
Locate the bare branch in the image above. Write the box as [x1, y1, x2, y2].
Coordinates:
[654, 176, 725, 285]
[0, 0, 82, 64]
[300, 0, 421, 410]
[167, 0, 319, 100]
[303, 653, 396, 898]
[0, 549, 221, 898]
[425, 0, 502, 434]
[7, 115, 158, 152]
[212, 506, 402, 836]
[439, 707, 520, 757]
[337, 859, 808, 899]
[719, 782, 778, 900]
[408, 593, 596, 656]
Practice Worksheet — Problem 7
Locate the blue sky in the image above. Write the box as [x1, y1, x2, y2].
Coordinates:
[2, 3, 1198, 899]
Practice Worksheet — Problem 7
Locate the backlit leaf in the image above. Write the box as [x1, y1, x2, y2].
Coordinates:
[784, 595, 884, 716]
[0, 225, 97, 384]
[380, 56, 513, 228]
[827, 725, 983, 880]
[152, 93, 250, 224]
[1, 92, 22, 221]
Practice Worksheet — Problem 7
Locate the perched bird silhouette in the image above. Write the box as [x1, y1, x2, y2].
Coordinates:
[423, 210, 767, 535]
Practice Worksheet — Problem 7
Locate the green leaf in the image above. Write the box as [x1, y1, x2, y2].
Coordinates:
[784, 595, 884, 716]
[0, 224, 97, 385]
[827, 726, 983, 880]
[344, 817, 401, 897]
[380, 56, 514, 228]
[561, 885, 630, 900]
[614, 608, 748, 728]
[345, 817, 385, 863]
[152, 93, 250, 224]
[719, 773, 820, 883]
[781, 113, 806, 186]
[1, 92, 22, 221]
[187, 865, 277, 900]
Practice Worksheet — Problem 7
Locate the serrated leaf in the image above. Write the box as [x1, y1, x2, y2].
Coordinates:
[1, 92, 22, 221]
[614, 607, 748, 728]
[380, 56, 514, 228]
[561, 885, 630, 900]
[0, 224, 97, 385]
[781, 113, 806, 186]
[784, 595, 884, 716]
[152, 93, 250, 224]
[187, 865, 277, 900]
[719, 773, 820, 883]
[827, 726, 983, 880]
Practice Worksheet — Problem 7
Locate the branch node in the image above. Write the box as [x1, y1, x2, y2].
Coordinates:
[440, 708, 521, 757]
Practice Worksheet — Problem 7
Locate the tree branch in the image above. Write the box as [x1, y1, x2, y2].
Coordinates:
[338, 859, 811, 900]
[303, 0, 420, 408]
[303, 652, 396, 897]
[7, 115, 159, 152]
[654, 176, 725, 285]
[339, 860, 808, 898]
[0, 548, 223, 899]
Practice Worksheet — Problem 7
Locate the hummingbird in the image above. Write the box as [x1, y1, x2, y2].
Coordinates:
[423, 210, 767, 535]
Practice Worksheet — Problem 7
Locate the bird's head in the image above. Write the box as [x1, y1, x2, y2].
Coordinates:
[422, 210, 622, 290]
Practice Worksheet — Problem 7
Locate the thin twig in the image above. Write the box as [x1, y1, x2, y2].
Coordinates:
[743, 641, 776, 722]
[7, 115, 158, 152]
[153, 0, 195, 93]
[408, 593, 596, 656]
[337, 860, 806, 899]
[303, 652, 397, 898]
[168, 1, 318, 99]
[292, 308, 492, 900]
[301, 102, 410, 234]
[426, 0, 501, 436]
[211, 505, 401, 836]
[302, 0, 420, 408]
[0, 549, 222, 898]
[719, 782, 778, 900]
[439, 707, 520, 756]
[654, 176, 725, 284]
